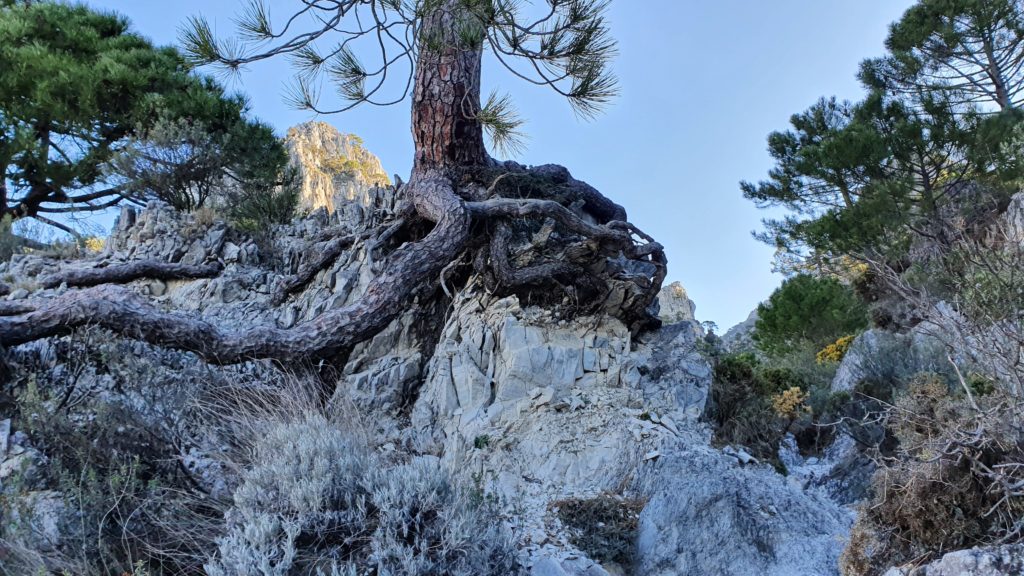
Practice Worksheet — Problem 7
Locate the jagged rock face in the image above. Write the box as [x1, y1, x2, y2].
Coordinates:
[408, 288, 849, 575]
[1006, 192, 1024, 245]
[884, 544, 1024, 576]
[657, 281, 697, 325]
[3, 171, 852, 575]
[285, 121, 391, 214]
[721, 307, 758, 353]
[831, 328, 948, 393]
[636, 442, 852, 576]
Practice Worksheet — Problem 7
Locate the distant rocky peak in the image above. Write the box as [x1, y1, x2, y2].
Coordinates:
[285, 121, 391, 214]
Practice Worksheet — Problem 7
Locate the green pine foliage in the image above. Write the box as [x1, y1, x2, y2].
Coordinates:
[0, 0, 288, 233]
[754, 274, 870, 357]
[743, 0, 1024, 266]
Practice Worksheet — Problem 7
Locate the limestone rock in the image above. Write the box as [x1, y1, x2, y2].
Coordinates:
[2, 164, 855, 575]
[721, 307, 758, 353]
[656, 281, 697, 324]
[884, 544, 1024, 576]
[285, 121, 391, 214]
[831, 328, 946, 393]
[1005, 192, 1024, 245]
[636, 442, 851, 576]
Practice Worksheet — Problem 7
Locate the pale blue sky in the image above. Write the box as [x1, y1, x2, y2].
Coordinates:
[83, 0, 914, 329]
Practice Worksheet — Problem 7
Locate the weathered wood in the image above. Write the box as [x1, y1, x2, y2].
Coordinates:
[489, 222, 585, 287]
[38, 260, 223, 290]
[0, 171, 471, 364]
[0, 301, 34, 316]
[467, 197, 663, 259]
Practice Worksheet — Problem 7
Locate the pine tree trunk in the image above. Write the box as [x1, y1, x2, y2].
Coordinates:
[0, 1, 667, 363]
[411, 0, 488, 173]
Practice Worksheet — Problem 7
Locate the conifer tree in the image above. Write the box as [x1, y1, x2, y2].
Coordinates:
[0, 0, 286, 235]
[0, 0, 665, 366]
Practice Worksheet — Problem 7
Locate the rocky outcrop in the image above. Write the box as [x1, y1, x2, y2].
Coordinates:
[831, 328, 947, 393]
[2, 155, 854, 574]
[721, 307, 758, 353]
[656, 281, 697, 325]
[884, 544, 1024, 576]
[1005, 192, 1024, 245]
[409, 287, 848, 575]
[285, 121, 391, 214]
[637, 443, 851, 576]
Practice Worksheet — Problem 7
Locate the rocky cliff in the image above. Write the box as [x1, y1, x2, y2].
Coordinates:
[285, 121, 391, 214]
[1, 129, 853, 575]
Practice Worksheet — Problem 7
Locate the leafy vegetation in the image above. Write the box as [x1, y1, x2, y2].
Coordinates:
[0, 0, 288, 236]
[744, 0, 1024, 571]
[754, 274, 870, 357]
[705, 352, 838, 467]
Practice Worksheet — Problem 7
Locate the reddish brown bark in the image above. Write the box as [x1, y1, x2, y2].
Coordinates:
[412, 0, 488, 172]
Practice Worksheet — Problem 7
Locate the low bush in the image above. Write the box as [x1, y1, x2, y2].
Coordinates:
[840, 377, 1024, 575]
[706, 349, 856, 467]
[206, 413, 520, 576]
[4, 368, 220, 575]
[552, 495, 645, 572]
[816, 334, 856, 364]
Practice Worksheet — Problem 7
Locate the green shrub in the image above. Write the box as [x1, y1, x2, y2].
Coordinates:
[706, 350, 854, 464]
[754, 274, 870, 357]
[706, 354, 788, 463]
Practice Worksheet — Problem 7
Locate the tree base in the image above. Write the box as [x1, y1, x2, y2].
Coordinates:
[0, 163, 665, 366]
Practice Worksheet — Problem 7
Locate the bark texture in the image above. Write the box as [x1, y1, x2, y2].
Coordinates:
[0, 171, 468, 364]
[412, 0, 488, 171]
[38, 260, 223, 290]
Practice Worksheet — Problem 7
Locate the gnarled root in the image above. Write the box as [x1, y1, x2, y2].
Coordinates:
[0, 165, 666, 363]
[0, 171, 469, 364]
[38, 260, 224, 290]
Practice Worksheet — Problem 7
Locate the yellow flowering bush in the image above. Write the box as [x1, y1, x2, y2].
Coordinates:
[83, 236, 105, 253]
[771, 386, 808, 419]
[816, 334, 856, 364]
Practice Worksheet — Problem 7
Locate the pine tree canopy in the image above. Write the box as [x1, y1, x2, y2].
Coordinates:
[744, 0, 1024, 266]
[0, 0, 286, 235]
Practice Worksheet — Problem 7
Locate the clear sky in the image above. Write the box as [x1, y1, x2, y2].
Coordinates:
[83, 0, 914, 330]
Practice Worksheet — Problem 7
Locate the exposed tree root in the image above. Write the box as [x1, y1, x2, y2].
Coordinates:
[489, 221, 589, 288]
[0, 301, 35, 316]
[0, 165, 667, 364]
[271, 234, 359, 305]
[0, 171, 469, 364]
[38, 260, 224, 290]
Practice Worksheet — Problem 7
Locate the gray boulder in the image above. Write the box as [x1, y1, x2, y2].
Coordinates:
[636, 442, 851, 576]
[884, 544, 1024, 576]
